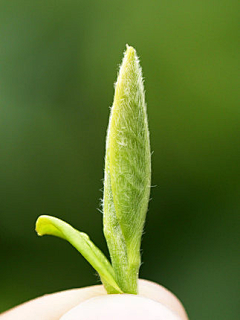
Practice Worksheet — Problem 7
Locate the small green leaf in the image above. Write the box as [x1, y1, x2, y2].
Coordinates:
[36, 215, 122, 293]
[103, 45, 151, 293]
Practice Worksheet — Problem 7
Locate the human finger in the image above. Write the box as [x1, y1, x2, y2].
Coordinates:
[60, 294, 186, 320]
[0, 279, 188, 320]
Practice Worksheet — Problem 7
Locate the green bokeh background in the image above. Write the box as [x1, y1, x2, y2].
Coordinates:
[0, 0, 239, 319]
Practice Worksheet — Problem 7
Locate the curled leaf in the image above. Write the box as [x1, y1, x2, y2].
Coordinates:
[36, 215, 122, 293]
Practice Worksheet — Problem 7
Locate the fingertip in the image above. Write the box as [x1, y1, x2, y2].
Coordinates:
[60, 295, 183, 320]
[138, 279, 188, 320]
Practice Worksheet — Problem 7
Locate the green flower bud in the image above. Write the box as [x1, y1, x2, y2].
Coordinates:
[103, 45, 151, 294]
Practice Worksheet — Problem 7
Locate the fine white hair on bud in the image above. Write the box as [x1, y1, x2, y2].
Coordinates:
[103, 45, 151, 294]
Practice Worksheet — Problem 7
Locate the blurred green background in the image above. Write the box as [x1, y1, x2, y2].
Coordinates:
[0, 0, 239, 319]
